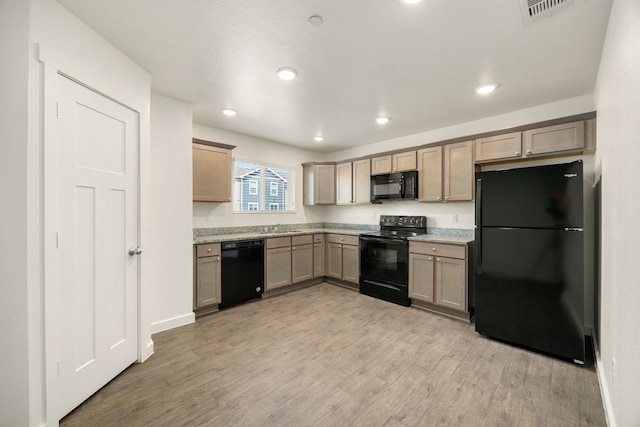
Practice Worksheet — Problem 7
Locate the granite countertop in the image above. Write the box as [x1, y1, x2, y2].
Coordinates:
[193, 228, 368, 244]
[407, 234, 474, 245]
[194, 228, 473, 245]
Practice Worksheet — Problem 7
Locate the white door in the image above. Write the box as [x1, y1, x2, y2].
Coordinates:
[54, 75, 139, 418]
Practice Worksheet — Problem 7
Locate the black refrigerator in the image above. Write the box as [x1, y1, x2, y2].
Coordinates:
[475, 161, 585, 362]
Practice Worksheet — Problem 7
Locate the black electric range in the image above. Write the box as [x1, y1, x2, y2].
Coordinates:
[359, 215, 427, 306]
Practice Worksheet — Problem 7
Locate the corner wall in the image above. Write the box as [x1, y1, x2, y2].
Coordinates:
[593, 1, 640, 426]
[0, 0, 32, 425]
[149, 94, 195, 332]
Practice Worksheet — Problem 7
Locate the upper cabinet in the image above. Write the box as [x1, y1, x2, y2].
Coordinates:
[523, 121, 585, 157]
[352, 159, 371, 204]
[303, 163, 336, 205]
[371, 151, 416, 174]
[417, 141, 473, 202]
[192, 139, 235, 202]
[335, 162, 353, 205]
[475, 120, 592, 164]
[336, 159, 371, 205]
[475, 132, 523, 163]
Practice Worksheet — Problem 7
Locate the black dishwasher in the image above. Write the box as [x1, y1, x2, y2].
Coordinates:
[220, 239, 265, 309]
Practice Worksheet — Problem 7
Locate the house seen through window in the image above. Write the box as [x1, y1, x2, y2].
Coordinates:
[233, 161, 295, 212]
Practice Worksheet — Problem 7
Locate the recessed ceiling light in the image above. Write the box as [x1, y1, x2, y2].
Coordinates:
[376, 116, 391, 125]
[314, 136, 325, 143]
[222, 109, 237, 116]
[402, 0, 422, 4]
[276, 67, 297, 81]
[474, 83, 499, 95]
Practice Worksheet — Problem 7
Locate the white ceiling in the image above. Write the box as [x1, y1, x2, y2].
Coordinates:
[56, 0, 612, 153]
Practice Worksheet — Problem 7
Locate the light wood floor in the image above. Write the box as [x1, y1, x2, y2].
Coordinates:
[61, 283, 606, 427]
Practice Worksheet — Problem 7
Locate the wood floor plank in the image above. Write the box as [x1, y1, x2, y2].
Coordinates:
[60, 283, 606, 427]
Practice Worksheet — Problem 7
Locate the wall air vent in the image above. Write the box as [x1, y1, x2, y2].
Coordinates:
[521, 0, 577, 27]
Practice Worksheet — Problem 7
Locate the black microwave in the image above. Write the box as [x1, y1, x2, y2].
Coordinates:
[371, 171, 418, 201]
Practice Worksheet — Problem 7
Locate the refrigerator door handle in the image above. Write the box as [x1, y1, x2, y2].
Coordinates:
[475, 179, 482, 274]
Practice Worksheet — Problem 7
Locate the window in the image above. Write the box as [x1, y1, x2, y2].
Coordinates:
[249, 180, 258, 195]
[233, 161, 295, 212]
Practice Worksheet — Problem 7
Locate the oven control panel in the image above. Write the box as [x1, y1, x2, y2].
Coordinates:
[380, 215, 426, 228]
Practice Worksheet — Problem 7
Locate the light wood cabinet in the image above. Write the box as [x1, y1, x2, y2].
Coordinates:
[371, 151, 416, 174]
[326, 234, 359, 285]
[523, 121, 585, 157]
[443, 141, 474, 201]
[335, 162, 353, 205]
[265, 237, 292, 291]
[409, 241, 468, 314]
[475, 121, 590, 164]
[352, 159, 371, 204]
[193, 141, 234, 202]
[194, 243, 221, 312]
[475, 132, 523, 162]
[408, 252, 435, 303]
[313, 234, 325, 278]
[303, 163, 336, 205]
[291, 235, 313, 284]
[335, 159, 371, 205]
[417, 141, 473, 202]
[417, 146, 443, 202]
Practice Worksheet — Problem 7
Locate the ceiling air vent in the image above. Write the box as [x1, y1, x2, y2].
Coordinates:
[521, 0, 577, 26]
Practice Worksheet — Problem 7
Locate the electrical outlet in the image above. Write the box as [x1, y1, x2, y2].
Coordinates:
[451, 214, 458, 224]
[612, 358, 616, 384]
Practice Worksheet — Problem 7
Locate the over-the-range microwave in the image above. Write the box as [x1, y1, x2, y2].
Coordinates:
[371, 171, 418, 201]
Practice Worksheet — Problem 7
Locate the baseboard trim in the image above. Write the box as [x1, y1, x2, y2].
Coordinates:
[593, 334, 616, 427]
[150, 312, 195, 334]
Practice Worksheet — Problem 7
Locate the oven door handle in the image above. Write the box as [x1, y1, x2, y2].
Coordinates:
[360, 236, 406, 244]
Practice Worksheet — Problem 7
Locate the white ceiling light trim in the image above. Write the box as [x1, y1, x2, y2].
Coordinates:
[276, 67, 297, 81]
[222, 109, 237, 116]
[376, 116, 391, 125]
[314, 136, 325, 143]
[402, 0, 423, 4]
[474, 83, 499, 95]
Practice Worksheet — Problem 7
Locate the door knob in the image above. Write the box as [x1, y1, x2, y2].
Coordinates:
[128, 247, 142, 256]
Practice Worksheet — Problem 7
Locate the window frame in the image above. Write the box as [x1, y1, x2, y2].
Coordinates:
[233, 159, 296, 214]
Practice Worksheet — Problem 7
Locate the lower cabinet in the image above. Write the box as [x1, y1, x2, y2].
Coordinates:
[291, 235, 313, 283]
[265, 237, 292, 291]
[326, 234, 360, 285]
[313, 234, 326, 278]
[409, 241, 470, 317]
[194, 243, 221, 313]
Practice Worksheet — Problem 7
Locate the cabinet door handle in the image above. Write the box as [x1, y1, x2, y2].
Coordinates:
[292, 246, 296, 250]
[207, 248, 212, 252]
[436, 258, 441, 262]
[526, 149, 532, 155]
[432, 248, 437, 251]
[216, 256, 220, 261]
[515, 151, 521, 156]
[437, 196, 441, 200]
[428, 256, 433, 260]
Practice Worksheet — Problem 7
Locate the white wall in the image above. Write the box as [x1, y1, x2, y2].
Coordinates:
[149, 94, 195, 333]
[193, 124, 326, 229]
[593, 1, 640, 425]
[0, 1, 31, 426]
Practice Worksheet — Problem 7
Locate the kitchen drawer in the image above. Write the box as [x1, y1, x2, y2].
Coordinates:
[327, 234, 359, 246]
[410, 242, 465, 259]
[292, 234, 313, 246]
[313, 234, 325, 243]
[196, 243, 221, 258]
[266, 236, 291, 249]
